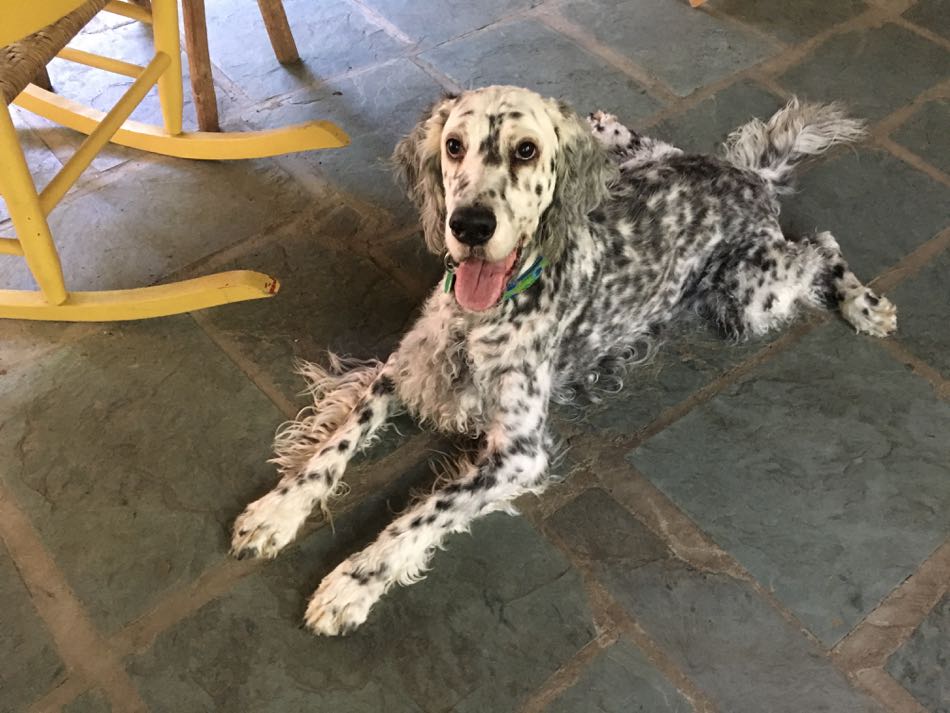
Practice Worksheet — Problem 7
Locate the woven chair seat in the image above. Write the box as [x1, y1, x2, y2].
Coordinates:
[0, 0, 109, 105]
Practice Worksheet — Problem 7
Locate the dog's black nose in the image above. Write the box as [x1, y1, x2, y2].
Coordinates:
[449, 206, 496, 246]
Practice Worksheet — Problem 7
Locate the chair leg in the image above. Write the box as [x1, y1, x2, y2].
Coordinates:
[256, 0, 300, 65]
[0, 106, 67, 305]
[151, 0, 184, 136]
[181, 0, 220, 132]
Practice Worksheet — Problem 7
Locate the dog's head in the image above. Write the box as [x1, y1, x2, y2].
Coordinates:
[394, 86, 614, 312]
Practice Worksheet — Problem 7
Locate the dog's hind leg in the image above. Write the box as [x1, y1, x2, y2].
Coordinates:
[231, 357, 399, 560]
[810, 231, 897, 337]
[693, 228, 896, 338]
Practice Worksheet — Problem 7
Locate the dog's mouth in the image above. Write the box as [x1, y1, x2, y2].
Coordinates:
[453, 248, 519, 312]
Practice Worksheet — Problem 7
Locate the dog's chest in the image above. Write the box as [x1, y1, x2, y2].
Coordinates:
[393, 292, 554, 433]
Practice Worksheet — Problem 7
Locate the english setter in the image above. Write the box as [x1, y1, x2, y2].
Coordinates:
[231, 86, 897, 635]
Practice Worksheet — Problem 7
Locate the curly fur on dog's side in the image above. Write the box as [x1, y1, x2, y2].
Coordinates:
[231, 86, 898, 636]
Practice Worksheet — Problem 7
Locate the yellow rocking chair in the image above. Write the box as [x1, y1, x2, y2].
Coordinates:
[0, 0, 349, 321]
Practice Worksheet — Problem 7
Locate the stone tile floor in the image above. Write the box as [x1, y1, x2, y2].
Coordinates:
[1, 0, 948, 711]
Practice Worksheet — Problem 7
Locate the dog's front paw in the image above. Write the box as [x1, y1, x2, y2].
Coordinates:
[841, 289, 897, 337]
[230, 489, 311, 560]
[304, 565, 382, 636]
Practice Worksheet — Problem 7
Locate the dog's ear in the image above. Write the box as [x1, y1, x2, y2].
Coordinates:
[538, 99, 616, 262]
[392, 95, 458, 254]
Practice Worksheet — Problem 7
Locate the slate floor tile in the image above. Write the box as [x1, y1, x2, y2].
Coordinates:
[62, 689, 112, 713]
[548, 489, 882, 713]
[904, 0, 950, 40]
[780, 148, 950, 280]
[43, 19, 202, 171]
[564, 316, 770, 439]
[627, 324, 950, 645]
[892, 99, 950, 176]
[886, 593, 950, 713]
[890, 248, 950, 376]
[204, 0, 409, 104]
[421, 19, 663, 120]
[380, 231, 444, 300]
[779, 23, 950, 121]
[713, 0, 866, 44]
[546, 638, 692, 713]
[359, 0, 542, 50]
[128, 461, 595, 713]
[242, 59, 443, 224]
[558, 0, 779, 97]
[193, 204, 422, 410]
[0, 317, 286, 633]
[0, 548, 65, 711]
[654, 79, 783, 155]
[0, 106, 64, 225]
[0, 153, 311, 293]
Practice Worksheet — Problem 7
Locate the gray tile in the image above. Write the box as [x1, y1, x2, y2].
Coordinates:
[546, 489, 670, 568]
[62, 689, 112, 713]
[886, 593, 950, 713]
[714, 0, 866, 44]
[47, 20, 200, 135]
[421, 19, 663, 121]
[565, 316, 769, 439]
[547, 638, 691, 713]
[129, 461, 595, 713]
[892, 99, 950, 176]
[904, 0, 950, 40]
[360, 0, 542, 49]
[195, 205, 421, 408]
[0, 153, 311, 292]
[890, 248, 950, 375]
[205, 0, 408, 104]
[381, 231, 445, 298]
[548, 489, 883, 713]
[779, 23, 950, 121]
[780, 147, 950, 280]
[243, 59, 443, 224]
[627, 324, 950, 645]
[0, 548, 65, 710]
[559, 0, 779, 97]
[0, 107, 64, 224]
[0, 318, 286, 633]
[655, 80, 783, 155]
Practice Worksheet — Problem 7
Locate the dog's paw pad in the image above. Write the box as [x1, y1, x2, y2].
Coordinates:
[230, 490, 311, 560]
[303, 568, 378, 636]
[842, 289, 897, 337]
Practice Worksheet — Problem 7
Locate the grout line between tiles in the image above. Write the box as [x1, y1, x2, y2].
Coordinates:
[833, 538, 950, 672]
[0, 483, 148, 713]
[531, 7, 681, 105]
[515, 632, 621, 713]
[524, 503, 720, 713]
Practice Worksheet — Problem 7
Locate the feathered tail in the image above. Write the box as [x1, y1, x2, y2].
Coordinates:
[722, 97, 866, 193]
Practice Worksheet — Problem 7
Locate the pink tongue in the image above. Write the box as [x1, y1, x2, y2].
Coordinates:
[454, 251, 518, 312]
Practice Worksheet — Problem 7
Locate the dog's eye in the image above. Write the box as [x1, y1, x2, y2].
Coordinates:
[445, 137, 465, 159]
[515, 141, 538, 161]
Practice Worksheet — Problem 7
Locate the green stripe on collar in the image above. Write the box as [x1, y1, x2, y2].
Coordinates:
[443, 255, 549, 301]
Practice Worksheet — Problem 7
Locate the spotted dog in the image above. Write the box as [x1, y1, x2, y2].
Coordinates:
[231, 86, 897, 635]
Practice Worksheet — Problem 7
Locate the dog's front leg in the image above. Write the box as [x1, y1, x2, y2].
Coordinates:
[303, 366, 554, 635]
[231, 358, 399, 560]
